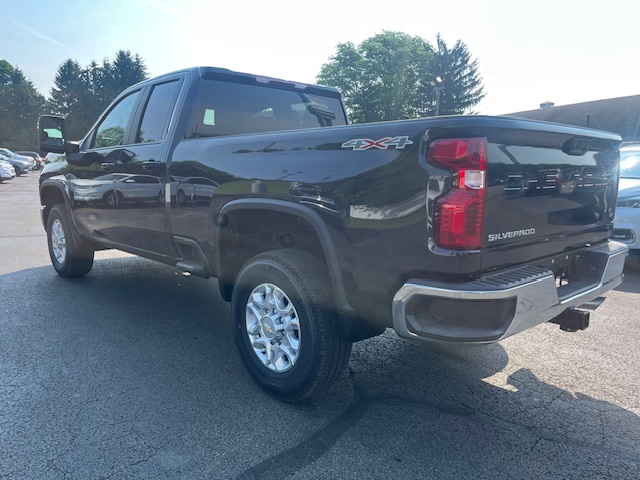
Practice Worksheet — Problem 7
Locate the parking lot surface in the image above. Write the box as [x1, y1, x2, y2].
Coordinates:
[1, 173, 639, 479]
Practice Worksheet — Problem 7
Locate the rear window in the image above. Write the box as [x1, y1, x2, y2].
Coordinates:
[186, 79, 346, 139]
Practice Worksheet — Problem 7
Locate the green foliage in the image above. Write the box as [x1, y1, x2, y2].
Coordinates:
[317, 31, 485, 122]
[0, 51, 148, 151]
[47, 50, 148, 140]
[94, 126, 126, 149]
[0, 61, 46, 150]
[431, 34, 485, 115]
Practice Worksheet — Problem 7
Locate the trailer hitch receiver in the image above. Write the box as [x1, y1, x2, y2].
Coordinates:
[548, 308, 590, 332]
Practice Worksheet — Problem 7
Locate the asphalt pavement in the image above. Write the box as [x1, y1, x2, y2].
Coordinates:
[1, 172, 639, 479]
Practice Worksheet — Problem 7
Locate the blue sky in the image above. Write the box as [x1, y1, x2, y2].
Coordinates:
[2, 0, 638, 115]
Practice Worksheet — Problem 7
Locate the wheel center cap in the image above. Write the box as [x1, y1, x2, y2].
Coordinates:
[260, 317, 277, 340]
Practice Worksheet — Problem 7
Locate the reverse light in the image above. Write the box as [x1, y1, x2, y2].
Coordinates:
[429, 138, 487, 250]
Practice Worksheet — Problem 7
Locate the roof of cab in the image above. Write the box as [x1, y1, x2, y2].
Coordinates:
[128, 66, 341, 98]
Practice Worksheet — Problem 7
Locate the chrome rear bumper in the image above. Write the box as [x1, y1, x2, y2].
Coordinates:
[392, 241, 629, 344]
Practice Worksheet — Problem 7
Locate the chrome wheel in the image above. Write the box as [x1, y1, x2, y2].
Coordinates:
[50, 218, 67, 264]
[245, 282, 301, 372]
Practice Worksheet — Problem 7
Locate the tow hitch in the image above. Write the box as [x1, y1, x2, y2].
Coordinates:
[549, 307, 590, 332]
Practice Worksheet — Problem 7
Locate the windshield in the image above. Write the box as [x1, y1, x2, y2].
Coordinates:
[620, 146, 640, 179]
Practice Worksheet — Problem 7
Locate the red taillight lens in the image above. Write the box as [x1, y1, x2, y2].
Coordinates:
[429, 138, 487, 250]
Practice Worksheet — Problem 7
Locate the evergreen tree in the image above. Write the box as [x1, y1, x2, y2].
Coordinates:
[111, 50, 148, 94]
[47, 51, 149, 140]
[430, 33, 485, 115]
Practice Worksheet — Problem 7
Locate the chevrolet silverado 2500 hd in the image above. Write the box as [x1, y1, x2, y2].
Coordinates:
[38, 67, 628, 401]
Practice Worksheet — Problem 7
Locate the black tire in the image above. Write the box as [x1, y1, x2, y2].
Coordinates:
[14, 166, 22, 176]
[46, 204, 94, 277]
[103, 191, 117, 209]
[232, 250, 352, 402]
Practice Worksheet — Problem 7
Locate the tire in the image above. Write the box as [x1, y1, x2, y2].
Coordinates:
[232, 250, 352, 402]
[14, 166, 21, 176]
[103, 191, 117, 209]
[46, 204, 94, 277]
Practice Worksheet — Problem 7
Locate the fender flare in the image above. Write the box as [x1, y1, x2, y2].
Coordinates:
[215, 198, 355, 315]
[39, 178, 87, 249]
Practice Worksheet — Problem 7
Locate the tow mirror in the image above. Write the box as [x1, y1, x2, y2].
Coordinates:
[38, 115, 67, 154]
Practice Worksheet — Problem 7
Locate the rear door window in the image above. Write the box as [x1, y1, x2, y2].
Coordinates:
[136, 80, 181, 144]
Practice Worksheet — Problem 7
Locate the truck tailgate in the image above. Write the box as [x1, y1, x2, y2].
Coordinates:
[481, 117, 621, 273]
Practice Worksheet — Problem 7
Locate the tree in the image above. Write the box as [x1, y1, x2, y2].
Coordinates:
[111, 50, 148, 94]
[318, 31, 433, 123]
[0, 60, 46, 150]
[47, 51, 148, 140]
[0, 59, 14, 86]
[317, 31, 484, 122]
[430, 33, 485, 115]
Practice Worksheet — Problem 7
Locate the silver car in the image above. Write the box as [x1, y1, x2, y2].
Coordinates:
[0, 149, 33, 176]
[612, 143, 640, 267]
[0, 159, 16, 182]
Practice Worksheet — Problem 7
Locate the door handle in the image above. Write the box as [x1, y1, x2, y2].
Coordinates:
[101, 162, 115, 171]
[142, 160, 162, 171]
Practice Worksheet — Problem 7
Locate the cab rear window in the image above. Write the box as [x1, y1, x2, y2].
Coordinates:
[186, 79, 346, 139]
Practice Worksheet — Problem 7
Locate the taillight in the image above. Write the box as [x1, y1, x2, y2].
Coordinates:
[429, 138, 487, 250]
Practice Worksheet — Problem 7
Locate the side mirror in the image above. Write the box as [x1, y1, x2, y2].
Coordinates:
[38, 115, 67, 154]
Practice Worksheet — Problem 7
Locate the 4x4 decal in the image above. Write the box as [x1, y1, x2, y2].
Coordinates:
[341, 136, 414, 151]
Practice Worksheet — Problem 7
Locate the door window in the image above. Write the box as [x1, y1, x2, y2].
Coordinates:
[136, 80, 181, 144]
[93, 91, 141, 149]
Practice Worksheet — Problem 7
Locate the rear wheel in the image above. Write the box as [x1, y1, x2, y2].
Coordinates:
[46, 205, 94, 277]
[232, 250, 352, 402]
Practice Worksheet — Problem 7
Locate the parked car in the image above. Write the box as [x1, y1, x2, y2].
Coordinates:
[612, 142, 640, 265]
[15, 151, 45, 170]
[0, 149, 32, 175]
[0, 159, 16, 182]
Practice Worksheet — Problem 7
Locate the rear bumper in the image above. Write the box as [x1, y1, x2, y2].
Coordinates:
[392, 240, 628, 344]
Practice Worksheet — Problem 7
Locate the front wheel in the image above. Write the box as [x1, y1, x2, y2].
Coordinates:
[232, 250, 352, 402]
[46, 205, 94, 277]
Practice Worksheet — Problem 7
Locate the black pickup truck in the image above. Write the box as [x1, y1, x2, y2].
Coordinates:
[38, 66, 628, 401]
